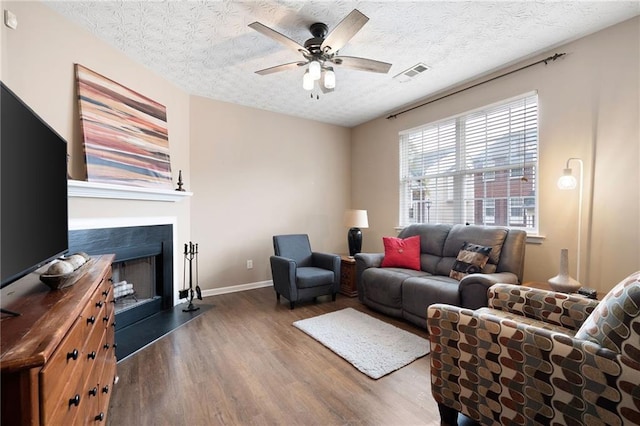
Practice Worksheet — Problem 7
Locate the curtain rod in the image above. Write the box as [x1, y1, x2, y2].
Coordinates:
[386, 52, 566, 120]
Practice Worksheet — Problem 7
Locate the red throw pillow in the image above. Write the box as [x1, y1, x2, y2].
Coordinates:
[381, 235, 421, 270]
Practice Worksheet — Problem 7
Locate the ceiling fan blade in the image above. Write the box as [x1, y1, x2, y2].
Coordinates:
[321, 9, 369, 53]
[255, 61, 306, 75]
[333, 56, 392, 74]
[248, 22, 308, 54]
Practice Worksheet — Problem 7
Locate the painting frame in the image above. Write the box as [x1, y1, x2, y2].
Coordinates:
[75, 64, 173, 189]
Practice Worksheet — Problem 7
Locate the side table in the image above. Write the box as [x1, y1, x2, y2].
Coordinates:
[339, 255, 358, 297]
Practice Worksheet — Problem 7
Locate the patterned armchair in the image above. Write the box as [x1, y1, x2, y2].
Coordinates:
[427, 272, 640, 426]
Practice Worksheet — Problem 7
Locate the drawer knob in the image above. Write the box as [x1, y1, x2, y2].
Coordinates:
[112, 322, 117, 328]
[88, 351, 97, 360]
[87, 316, 96, 325]
[102, 289, 110, 297]
[96, 301, 104, 308]
[89, 387, 98, 397]
[102, 385, 109, 394]
[108, 277, 113, 283]
[67, 349, 79, 361]
[104, 343, 110, 350]
[113, 343, 118, 349]
[95, 412, 105, 422]
[69, 394, 80, 407]
[103, 316, 109, 323]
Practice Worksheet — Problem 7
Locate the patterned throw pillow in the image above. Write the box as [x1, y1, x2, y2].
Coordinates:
[449, 242, 492, 280]
[381, 235, 421, 271]
[575, 271, 640, 356]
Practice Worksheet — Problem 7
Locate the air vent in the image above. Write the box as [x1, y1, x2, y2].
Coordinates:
[393, 63, 430, 83]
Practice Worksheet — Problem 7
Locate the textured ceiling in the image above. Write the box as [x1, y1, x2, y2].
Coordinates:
[46, 1, 639, 128]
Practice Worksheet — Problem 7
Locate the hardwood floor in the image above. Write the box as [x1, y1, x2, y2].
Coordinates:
[107, 287, 441, 425]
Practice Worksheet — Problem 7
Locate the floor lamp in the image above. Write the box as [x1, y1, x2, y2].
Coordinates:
[557, 157, 584, 282]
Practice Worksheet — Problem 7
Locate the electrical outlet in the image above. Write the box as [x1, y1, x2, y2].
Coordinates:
[246, 259, 253, 269]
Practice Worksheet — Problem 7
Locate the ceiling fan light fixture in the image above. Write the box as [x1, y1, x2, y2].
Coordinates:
[303, 70, 314, 91]
[309, 60, 321, 80]
[324, 68, 335, 89]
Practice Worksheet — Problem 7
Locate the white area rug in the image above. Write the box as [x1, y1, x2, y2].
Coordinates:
[293, 308, 429, 379]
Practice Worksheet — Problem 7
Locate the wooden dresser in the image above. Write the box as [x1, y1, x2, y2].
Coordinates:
[1, 254, 117, 425]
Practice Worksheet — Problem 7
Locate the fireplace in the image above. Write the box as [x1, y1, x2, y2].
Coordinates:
[68, 222, 173, 330]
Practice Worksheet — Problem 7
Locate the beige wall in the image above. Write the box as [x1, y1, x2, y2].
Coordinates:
[351, 17, 640, 293]
[1, 1, 191, 298]
[189, 96, 351, 289]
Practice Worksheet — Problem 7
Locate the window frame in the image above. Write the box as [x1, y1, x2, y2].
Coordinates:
[399, 92, 539, 233]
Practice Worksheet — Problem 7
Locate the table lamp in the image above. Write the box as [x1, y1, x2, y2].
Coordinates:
[345, 210, 369, 256]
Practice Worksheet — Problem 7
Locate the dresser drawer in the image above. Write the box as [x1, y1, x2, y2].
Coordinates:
[82, 331, 107, 425]
[39, 316, 87, 421]
[41, 373, 86, 426]
[93, 359, 115, 424]
[87, 283, 109, 327]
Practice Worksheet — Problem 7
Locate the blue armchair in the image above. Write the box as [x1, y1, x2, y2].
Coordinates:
[270, 234, 340, 309]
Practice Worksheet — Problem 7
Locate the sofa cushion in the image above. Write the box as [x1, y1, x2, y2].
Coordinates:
[398, 224, 452, 258]
[381, 235, 421, 270]
[402, 276, 460, 318]
[449, 242, 492, 280]
[295, 267, 335, 289]
[399, 224, 452, 275]
[575, 271, 640, 355]
[362, 267, 429, 309]
[443, 224, 508, 266]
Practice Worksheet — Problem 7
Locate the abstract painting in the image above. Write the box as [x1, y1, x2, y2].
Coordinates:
[75, 64, 172, 189]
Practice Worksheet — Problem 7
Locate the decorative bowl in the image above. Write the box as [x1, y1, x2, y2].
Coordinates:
[39, 253, 91, 290]
[39, 273, 77, 290]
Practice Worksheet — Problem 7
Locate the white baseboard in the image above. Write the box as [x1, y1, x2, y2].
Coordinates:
[200, 280, 273, 298]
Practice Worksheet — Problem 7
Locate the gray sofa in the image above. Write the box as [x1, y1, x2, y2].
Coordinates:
[355, 224, 526, 328]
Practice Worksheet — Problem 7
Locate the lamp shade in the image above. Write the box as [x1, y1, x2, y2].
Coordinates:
[557, 168, 577, 190]
[309, 60, 321, 81]
[344, 209, 369, 228]
[302, 71, 314, 91]
[324, 68, 335, 89]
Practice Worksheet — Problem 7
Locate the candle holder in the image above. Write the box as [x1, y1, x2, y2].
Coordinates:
[176, 170, 185, 192]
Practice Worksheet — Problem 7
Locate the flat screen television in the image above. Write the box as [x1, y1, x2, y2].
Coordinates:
[1, 82, 69, 288]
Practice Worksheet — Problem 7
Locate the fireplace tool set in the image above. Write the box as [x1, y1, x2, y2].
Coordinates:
[180, 241, 202, 312]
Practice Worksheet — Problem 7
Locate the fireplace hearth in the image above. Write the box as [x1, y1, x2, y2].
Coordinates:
[69, 224, 173, 331]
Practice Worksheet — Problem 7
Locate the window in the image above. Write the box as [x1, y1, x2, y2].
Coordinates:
[399, 93, 538, 232]
[484, 199, 496, 225]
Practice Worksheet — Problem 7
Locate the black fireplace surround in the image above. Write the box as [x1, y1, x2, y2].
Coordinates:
[69, 224, 173, 330]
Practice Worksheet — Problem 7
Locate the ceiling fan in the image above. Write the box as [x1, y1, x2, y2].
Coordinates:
[249, 9, 392, 93]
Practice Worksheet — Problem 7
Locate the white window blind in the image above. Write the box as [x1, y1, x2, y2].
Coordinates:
[399, 93, 538, 232]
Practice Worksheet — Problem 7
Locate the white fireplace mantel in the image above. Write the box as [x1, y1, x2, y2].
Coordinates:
[68, 180, 192, 202]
